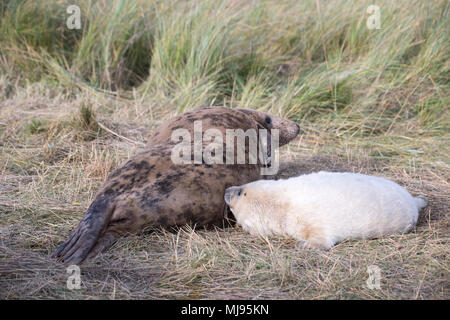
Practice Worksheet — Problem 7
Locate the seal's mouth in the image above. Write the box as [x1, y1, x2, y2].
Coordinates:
[222, 198, 237, 226]
[224, 189, 232, 206]
[277, 121, 301, 146]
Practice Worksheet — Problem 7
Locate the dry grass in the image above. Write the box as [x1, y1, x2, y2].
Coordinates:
[0, 83, 448, 300]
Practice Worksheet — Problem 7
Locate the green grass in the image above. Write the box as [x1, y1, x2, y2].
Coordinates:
[1, 0, 448, 124]
[0, 0, 448, 299]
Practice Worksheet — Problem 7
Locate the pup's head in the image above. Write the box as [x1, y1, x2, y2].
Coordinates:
[224, 181, 293, 235]
[224, 185, 247, 213]
[237, 109, 300, 146]
[224, 181, 275, 222]
[224, 184, 257, 231]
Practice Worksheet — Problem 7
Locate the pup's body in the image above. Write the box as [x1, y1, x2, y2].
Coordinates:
[225, 171, 428, 249]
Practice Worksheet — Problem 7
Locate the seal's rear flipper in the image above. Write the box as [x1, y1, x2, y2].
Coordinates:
[414, 196, 428, 210]
[51, 195, 115, 265]
[85, 231, 119, 260]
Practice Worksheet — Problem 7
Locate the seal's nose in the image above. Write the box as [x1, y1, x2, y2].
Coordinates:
[224, 187, 242, 205]
[224, 189, 232, 205]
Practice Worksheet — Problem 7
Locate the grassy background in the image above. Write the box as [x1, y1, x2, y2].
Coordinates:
[0, 0, 448, 299]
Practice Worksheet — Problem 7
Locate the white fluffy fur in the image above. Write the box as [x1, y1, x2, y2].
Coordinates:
[226, 171, 428, 249]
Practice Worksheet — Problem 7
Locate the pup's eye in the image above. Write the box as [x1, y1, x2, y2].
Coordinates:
[264, 116, 271, 125]
[237, 190, 242, 196]
[244, 193, 247, 196]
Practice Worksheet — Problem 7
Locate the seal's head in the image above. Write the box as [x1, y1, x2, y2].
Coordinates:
[224, 180, 272, 213]
[224, 185, 256, 234]
[236, 109, 300, 146]
[224, 183, 270, 213]
[146, 107, 300, 149]
[224, 186, 245, 210]
[224, 182, 288, 236]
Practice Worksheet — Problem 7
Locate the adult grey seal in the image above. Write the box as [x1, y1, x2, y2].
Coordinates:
[51, 107, 300, 264]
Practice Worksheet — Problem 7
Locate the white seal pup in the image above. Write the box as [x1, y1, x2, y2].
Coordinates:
[224, 171, 428, 249]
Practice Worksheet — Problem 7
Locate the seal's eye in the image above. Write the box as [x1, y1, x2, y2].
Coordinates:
[244, 192, 247, 196]
[237, 190, 242, 196]
[264, 116, 272, 125]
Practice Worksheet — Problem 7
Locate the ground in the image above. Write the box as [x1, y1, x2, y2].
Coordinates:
[0, 0, 448, 299]
[0, 88, 448, 299]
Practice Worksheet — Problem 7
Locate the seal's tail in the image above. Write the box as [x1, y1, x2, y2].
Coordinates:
[51, 195, 115, 265]
[414, 196, 428, 210]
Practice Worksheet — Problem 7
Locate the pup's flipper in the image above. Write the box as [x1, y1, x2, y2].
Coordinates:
[414, 196, 428, 210]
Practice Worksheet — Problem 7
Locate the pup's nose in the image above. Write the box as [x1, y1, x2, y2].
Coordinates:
[224, 187, 242, 205]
